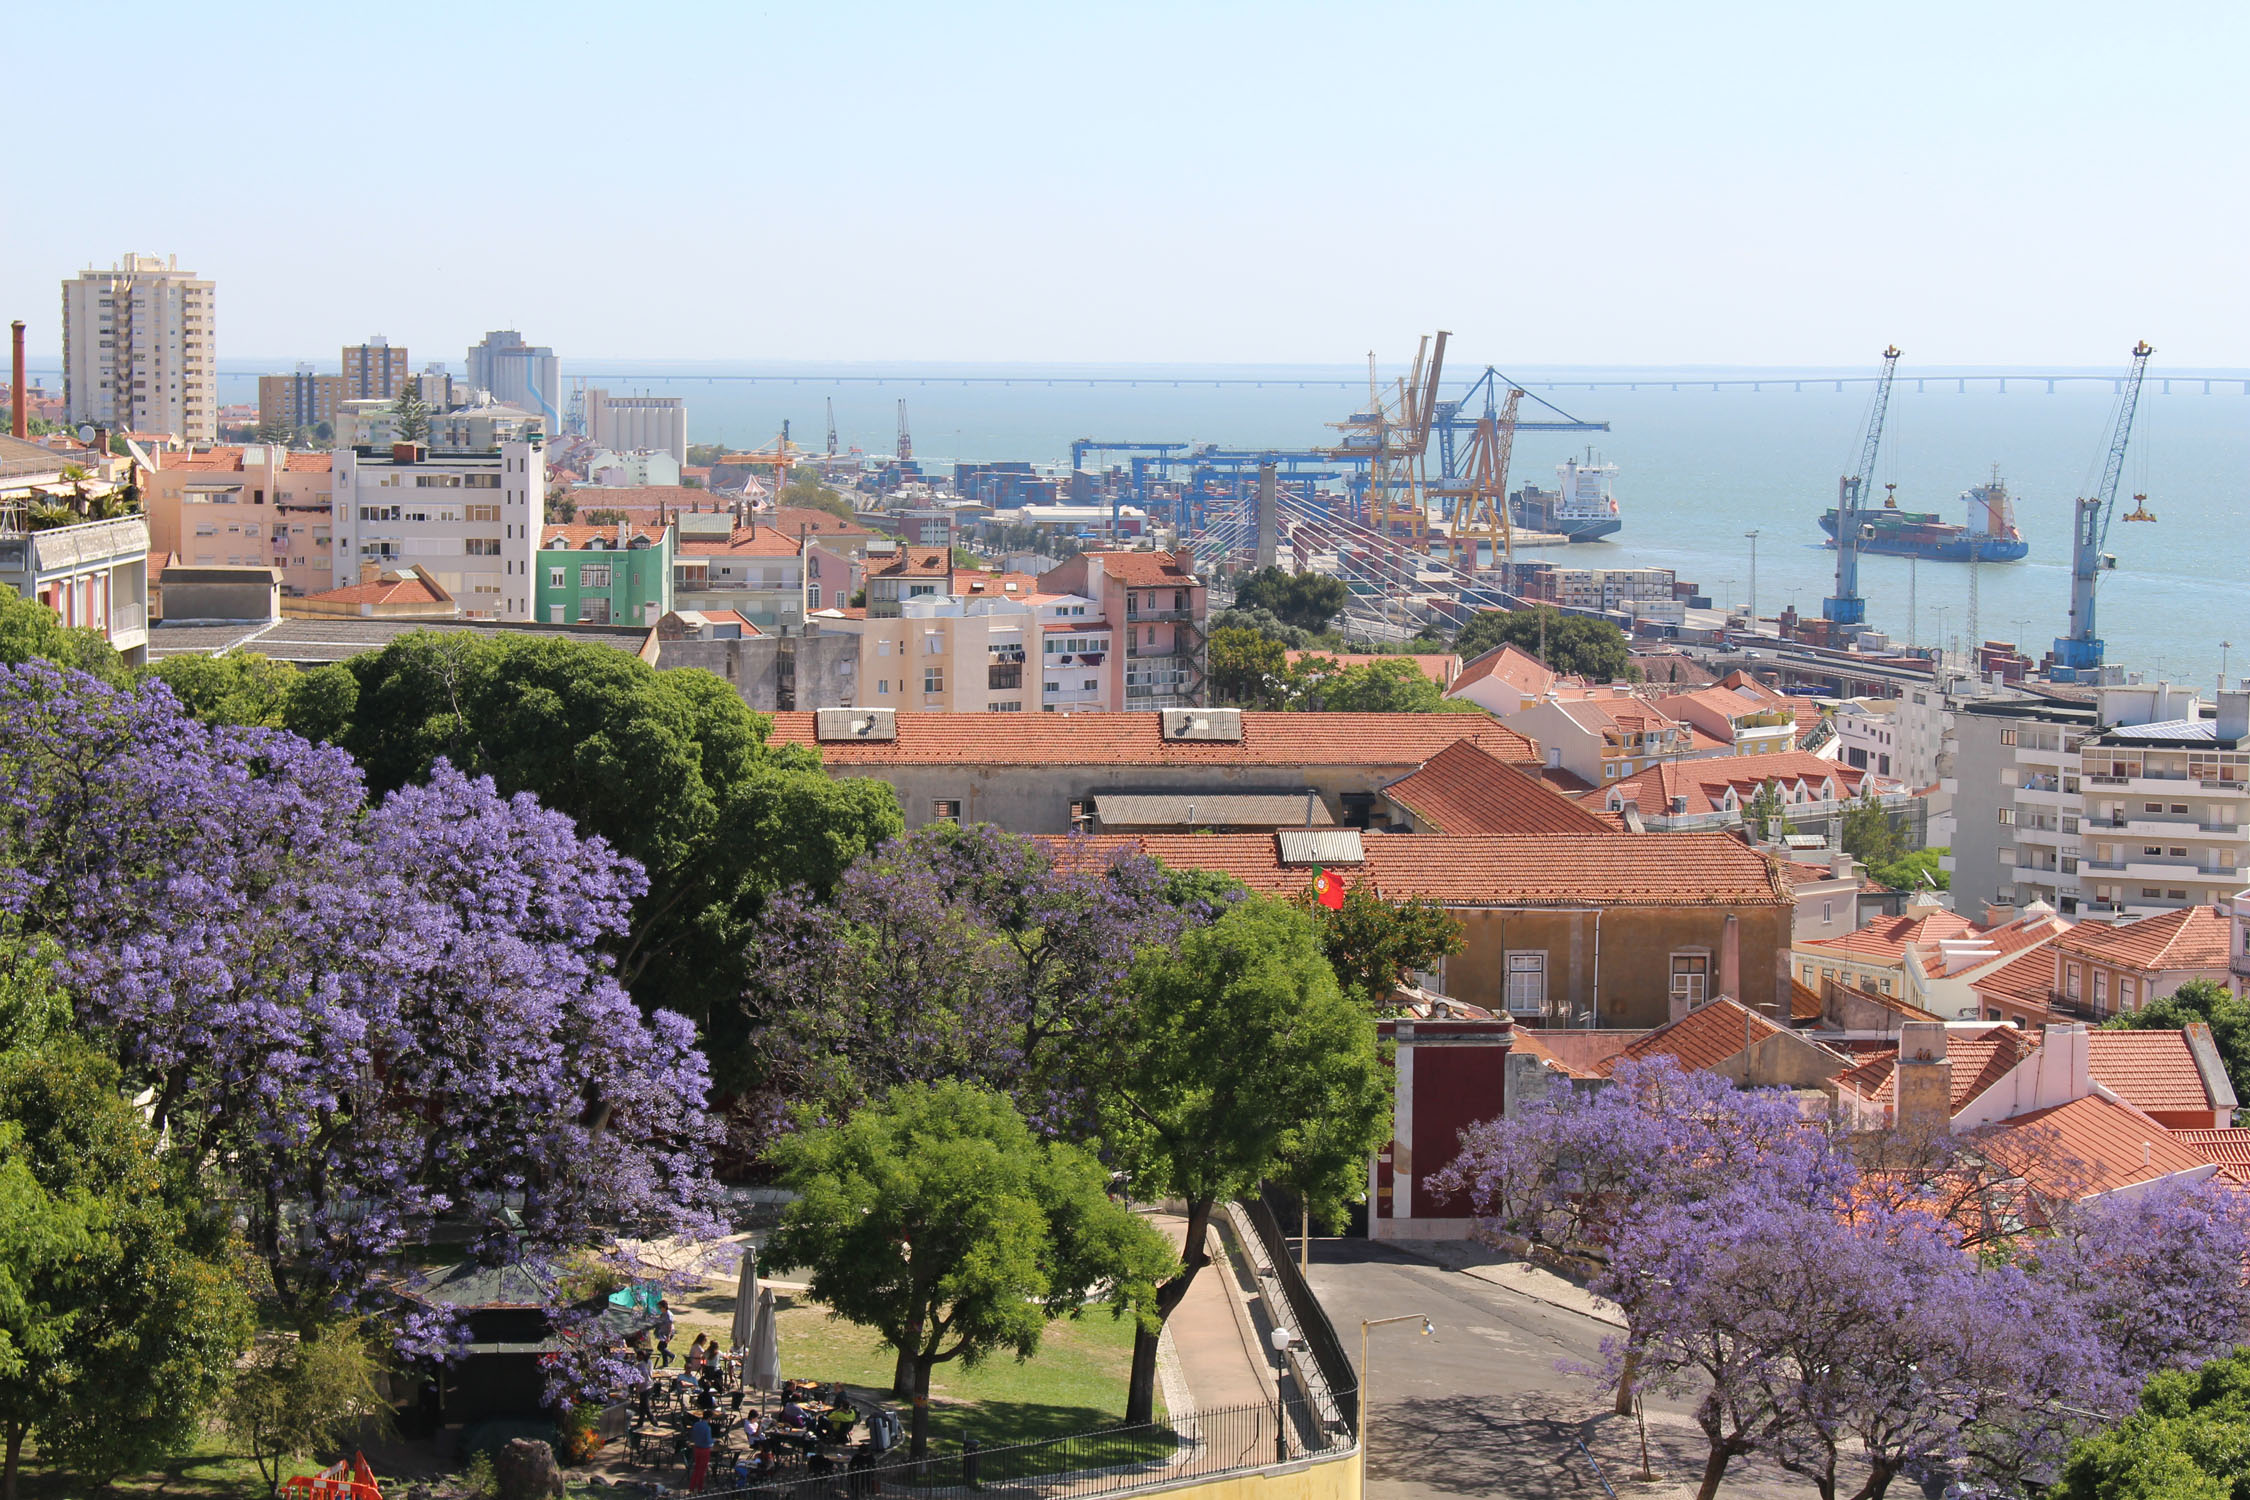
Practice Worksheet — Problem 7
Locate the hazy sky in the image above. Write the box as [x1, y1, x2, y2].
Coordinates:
[9, 0, 2244, 368]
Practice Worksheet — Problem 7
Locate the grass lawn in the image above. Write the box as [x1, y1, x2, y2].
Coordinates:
[10, 1426, 330, 1499]
[668, 1280, 1162, 1453]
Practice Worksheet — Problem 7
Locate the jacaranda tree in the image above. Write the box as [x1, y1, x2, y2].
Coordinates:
[0, 662, 725, 1329]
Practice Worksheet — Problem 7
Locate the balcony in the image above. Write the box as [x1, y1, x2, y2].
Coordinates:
[2083, 856, 2247, 882]
[1125, 606, 1194, 623]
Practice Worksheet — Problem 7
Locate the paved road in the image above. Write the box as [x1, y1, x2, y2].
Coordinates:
[1307, 1238, 1812, 1500]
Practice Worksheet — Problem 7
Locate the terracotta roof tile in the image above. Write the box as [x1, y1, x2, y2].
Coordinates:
[1382, 739, 1619, 836]
[303, 570, 448, 607]
[1982, 1093, 2216, 1197]
[540, 524, 668, 549]
[1088, 550, 1200, 587]
[679, 528, 803, 557]
[2055, 905, 2230, 973]
[770, 507, 873, 537]
[2168, 1128, 2250, 1183]
[1799, 909, 1981, 964]
[1448, 644, 1557, 697]
[284, 452, 332, 472]
[2087, 1030, 2231, 1112]
[768, 711, 1536, 770]
[1061, 831, 1793, 907]
[1594, 997, 1797, 1076]
[1789, 978, 1826, 1020]
[1587, 750, 1876, 819]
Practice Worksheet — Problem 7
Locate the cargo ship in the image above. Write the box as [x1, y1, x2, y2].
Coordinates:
[1510, 452, 1623, 542]
[1820, 474, 2029, 562]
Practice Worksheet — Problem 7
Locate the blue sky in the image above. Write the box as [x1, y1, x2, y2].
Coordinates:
[8, 0, 2245, 367]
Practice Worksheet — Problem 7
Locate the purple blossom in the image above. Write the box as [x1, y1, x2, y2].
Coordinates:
[0, 663, 725, 1331]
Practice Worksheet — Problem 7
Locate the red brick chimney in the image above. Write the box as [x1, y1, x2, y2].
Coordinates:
[10, 321, 25, 439]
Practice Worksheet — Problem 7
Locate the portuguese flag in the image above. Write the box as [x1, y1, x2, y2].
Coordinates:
[1310, 867, 1346, 911]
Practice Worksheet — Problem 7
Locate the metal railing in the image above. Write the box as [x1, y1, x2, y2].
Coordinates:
[1245, 1187, 1359, 1438]
[686, 1396, 1345, 1500]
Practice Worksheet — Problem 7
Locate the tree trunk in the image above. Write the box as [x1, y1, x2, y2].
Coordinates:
[1613, 1347, 1639, 1416]
[909, 1352, 935, 1460]
[1694, 1445, 1733, 1500]
[892, 1333, 917, 1402]
[4, 1421, 23, 1500]
[1850, 1461, 1901, 1500]
[1125, 1197, 1213, 1424]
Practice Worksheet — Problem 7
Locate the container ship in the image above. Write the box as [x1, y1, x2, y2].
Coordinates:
[1820, 475, 2029, 562]
[1509, 453, 1623, 542]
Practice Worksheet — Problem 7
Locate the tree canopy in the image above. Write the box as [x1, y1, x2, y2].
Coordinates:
[765, 1082, 1174, 1458]
[2059, 1349, 2250, 1500]
[296, 630, 902, 1050]
[1288, 879, 1463, 1014]
[1454, 608, 1634, 681]
[0, 592, 123, 687]
[1230, 567, 1349, 633]
[1101, 894, 1389, 1420]
[0, 1038, 252, 1500]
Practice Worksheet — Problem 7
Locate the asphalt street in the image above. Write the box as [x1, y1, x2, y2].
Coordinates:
[1307, 1238, 1814, 1500]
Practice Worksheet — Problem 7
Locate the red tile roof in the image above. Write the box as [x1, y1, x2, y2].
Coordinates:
[872, 550, 954, 578]
[1450, 644, 1558, 698]
[1799, 908, 1981, 964]
[1382, 739, 1620, 836]
[1587, 750, 1876, 819]
[1065, 831, 1793, 908]
[1834, 1028, 2041, 1112]
[541, 523, 668, 549]
[679, 528, 803, 557]
[2086, 1029, 2232, 1113]
[1982, 1093, 2216, 1197]
[1789, 978, 1826, 1021]
[1594, 997, 1799, 1076]
[1970, 945, 2059, 1010]
[769, 506, 874, 537]
[2054, 905, 2231, 973]
[768, 711, 1537, 769]
[1088, 550, 1200, 587]
[2168, 1128, 2250, 1183]
[303, 570, 449, 607]
[285, 452, 332, 472]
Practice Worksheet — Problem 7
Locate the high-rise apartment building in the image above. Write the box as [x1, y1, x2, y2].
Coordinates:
[332, 440, 543, 621]
[257, 366, 342, 433]
[341, 337, 411, 400]
[61, 253, 216, 443]
[464, 331, 559, 431]
[586, 389, 686, 463]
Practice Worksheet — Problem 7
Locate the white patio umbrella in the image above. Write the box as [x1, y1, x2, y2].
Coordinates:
[745, 1285, 782, 1411]
[729, 1244, 760, 1355]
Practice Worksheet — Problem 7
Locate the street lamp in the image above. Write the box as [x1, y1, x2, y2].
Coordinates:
[1744, 530, 1760, 621]
[1270, 1328, 1299, 1463]
[1359, 1315, 1433, 1482]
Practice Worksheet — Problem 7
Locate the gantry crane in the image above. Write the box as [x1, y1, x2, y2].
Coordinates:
[1429, 381, 1523, 571]
[1822, 345, 1902, 629]
[826, 398, 838, 457]
[1323, 331, 1448, 548]
[2050, 341, 2155, 682]
[896, 399, 913, 463]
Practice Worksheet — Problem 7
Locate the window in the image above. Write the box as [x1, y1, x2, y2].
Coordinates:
[1997, 808, 2017, 826]
[931, 800, 962, 823]
[2168, 847, 2187, 859]
[466, 538, 503, 557]
[466, 504, 500, 522]
[988, 663, 1022, 690]
[2122, 977, 2138, 1009]
[808, 585, 821, 608]
[1068, 800, 1092, 830]
[579, 564, 612, 588]
[1504, 952, 1547, 1015]
[878, 681, 889, 695]
[2063, 815, 2079, 834]
[925, 634, 943, 654]
[877, 640, 890, 657]
[547, 566, 565, 589]
[2065, 966, 2081, 1000]
[988, 701, 1022, 712]
[2000, 728, 2018, 746]
[1820, 899, 1834, 925]
[2142, 887, 2163, 898]
[577, 597, 611, 625]
[2144, 845, 2164, 857]
[549, 605, 565, 623]
[2167, 888, 2188, 900]
[2092, 971, 2109, 1011]
[2171, 803, 2190, 815]
[923, 668, 944, 694]
[1671, 954, 1710, 1008]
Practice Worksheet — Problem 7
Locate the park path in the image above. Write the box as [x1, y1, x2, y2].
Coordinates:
[1146, 1211, 1271, 1413]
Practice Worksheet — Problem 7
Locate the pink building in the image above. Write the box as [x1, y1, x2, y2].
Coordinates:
[1036, 549, 1206, 709]
[144, 445, 333, 597]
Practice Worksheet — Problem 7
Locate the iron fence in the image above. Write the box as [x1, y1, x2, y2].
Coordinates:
[1245, 1187, 1360, 1437]
[681, 1395, 1346, 1500]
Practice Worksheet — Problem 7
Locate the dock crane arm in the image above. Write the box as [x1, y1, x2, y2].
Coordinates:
[2052, 341, 2154, 679]
[1822, 345, 1901, 627]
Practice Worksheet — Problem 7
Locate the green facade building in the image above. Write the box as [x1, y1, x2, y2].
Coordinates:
[537, 522, 674, 627]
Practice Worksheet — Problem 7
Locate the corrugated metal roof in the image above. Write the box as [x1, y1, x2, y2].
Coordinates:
[1276, 829, 1364, 867]
[1094, 792, 1333, 829]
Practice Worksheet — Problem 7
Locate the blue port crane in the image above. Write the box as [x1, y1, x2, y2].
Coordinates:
[1822, 345, 1902, 628]
[2051, 340, 2156, 681]
[1433, 368, 1608, 481]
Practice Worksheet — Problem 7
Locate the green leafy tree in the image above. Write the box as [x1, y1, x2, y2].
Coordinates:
[255, 410, 294, 445]
[686, 443, 729, 467]
[765, 1082, 1174, 1458]
[301, 631, 902, 1055]
[1102, 895, 1390, 1422]
[218, 1320, 392, 1498]
[1745, 780, 1785, 840]
[1209, 606, 1311, 650]
[146, 651, 303, 727]
[2105, 979, 2250, 1109]
[389, 381, 430, 444]
[1303, 658, 1476, 713]
[1207, 626, 1288, 707]
[782, 465, 854, 520]
[2057, 1348, 2250, 1500]
[0, 592, 125, 686]
[1454, 608, 1635, 681]
[1840, 786, 1906, 869]
[1232, 567, 1349, 633]
[1869, 847, 1950, 893]
[1288, 881, 1464, 1013]
[0, 1040, 254, 1500]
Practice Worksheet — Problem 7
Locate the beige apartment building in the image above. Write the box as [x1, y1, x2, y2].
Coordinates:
[144, 445, 335, 598]
[822, 581, 1112, 713]
[1036, 549, 1207, 708]
[2078, 687, 2250, 919]
[62, 253, 216, 443]
[342, 338, 411, 400]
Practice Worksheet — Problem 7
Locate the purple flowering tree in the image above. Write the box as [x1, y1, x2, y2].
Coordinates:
[745, 823, 1189, 1136]
[0, 664, 725, 1328]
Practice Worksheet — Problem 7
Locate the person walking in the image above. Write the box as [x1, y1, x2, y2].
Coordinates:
[654, 1299, 677, 1368]
[687, 1412, 714, 1492]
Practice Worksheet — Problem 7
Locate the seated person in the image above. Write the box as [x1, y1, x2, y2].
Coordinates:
[780, 1397, 809, 1428]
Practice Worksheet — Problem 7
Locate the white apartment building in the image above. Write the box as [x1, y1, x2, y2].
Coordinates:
[823, 585, 1111, 713]
[586, 390, 686, 464]
[331, 441, 542, 621]
[61, 253, 216, 443]
[465, 331, 560, 430]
